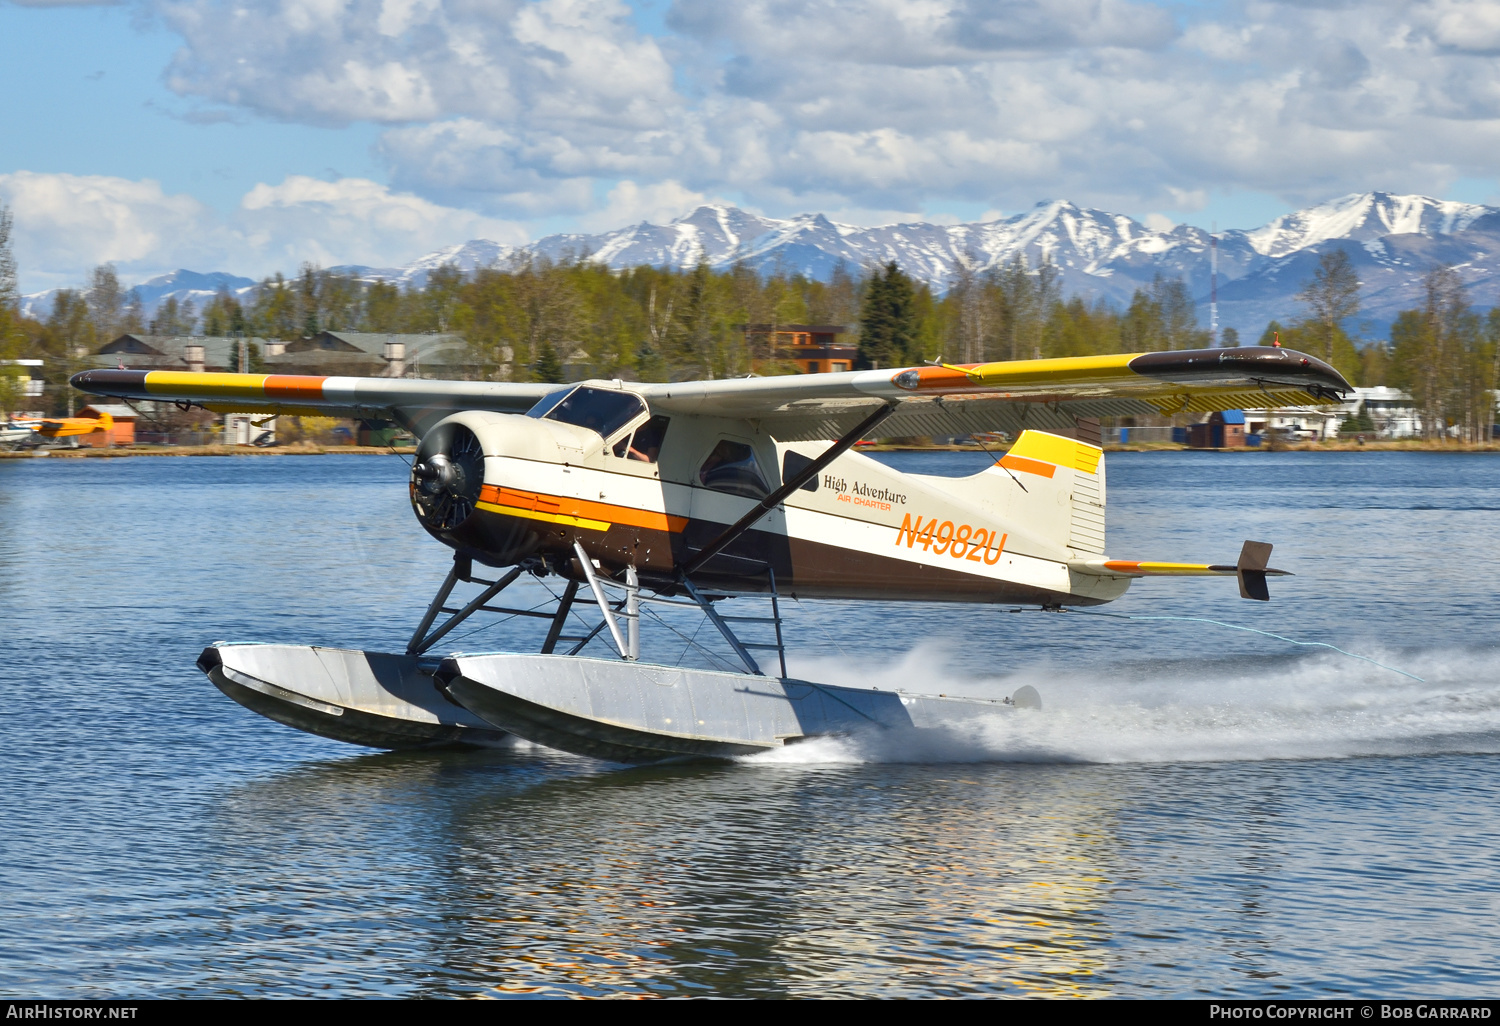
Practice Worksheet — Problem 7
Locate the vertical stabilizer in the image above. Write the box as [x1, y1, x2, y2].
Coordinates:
[982, 430, 1108, 555]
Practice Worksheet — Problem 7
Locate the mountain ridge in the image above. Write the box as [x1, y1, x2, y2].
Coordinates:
[22, 192, 1500, 340]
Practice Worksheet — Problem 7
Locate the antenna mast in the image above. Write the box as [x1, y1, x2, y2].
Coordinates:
[1210, 223, 1219, 347]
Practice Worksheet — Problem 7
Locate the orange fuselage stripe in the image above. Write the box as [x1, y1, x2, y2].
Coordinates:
[997, 454, 1057, 478]
[479, 484, 689, 533]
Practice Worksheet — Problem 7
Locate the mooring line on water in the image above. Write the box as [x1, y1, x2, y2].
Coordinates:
[1060, 609, 1425, 681]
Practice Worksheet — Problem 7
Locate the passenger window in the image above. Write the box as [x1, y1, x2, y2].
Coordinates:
[698, 440, 770, 499]
[781, 450, 819, 492]
[528, 385, 646, 440]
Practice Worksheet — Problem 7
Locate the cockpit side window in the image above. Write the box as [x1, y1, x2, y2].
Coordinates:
[624, 416, 670, 463]
[527, 386, 647, 440]
[698, 439, 770, 499]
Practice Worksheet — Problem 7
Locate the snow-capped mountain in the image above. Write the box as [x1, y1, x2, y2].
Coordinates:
[498, 192, 1500, 335]
[23, 192, 1500, 339]
[20, 269, 259, 322]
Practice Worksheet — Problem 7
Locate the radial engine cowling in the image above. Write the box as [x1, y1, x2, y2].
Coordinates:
[409, 412, 560, 566]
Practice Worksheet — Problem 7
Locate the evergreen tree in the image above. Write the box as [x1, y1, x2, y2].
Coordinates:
[857, 261, 917, 369]
[532, 340, 564, 383]
[297, 263, 320, 337]
[1340, 401, 1376, 434]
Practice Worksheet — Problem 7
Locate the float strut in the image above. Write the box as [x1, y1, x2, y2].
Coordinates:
[541, 581, 580, 655]
[407, 554, 468, 655]
[573, 540, 629, 659]
[682, 578, 762, 676]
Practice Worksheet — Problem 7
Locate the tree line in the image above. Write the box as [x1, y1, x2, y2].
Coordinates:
[1, 199, 1497, 436]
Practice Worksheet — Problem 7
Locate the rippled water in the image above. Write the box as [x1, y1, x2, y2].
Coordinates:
[1, 450, 1498, 997]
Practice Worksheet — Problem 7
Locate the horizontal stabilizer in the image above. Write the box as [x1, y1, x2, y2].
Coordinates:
[1069, 540, 1289, 601]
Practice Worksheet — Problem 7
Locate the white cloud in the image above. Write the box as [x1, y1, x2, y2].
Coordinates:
[0, 172, 221, 288]
[0, 170, 524, 290]
[1423, 0, 1500, 52]
[158, 0, 677, 126]
[16, 0, 1500, 270]
[141, 0, 1500, 222]
[238, 175, 525, 268]
[577, 180, 714, 232]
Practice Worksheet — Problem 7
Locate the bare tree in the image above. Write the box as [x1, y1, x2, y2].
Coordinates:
[1298, 249, 1361, 363]
[0, 204, 17, 315]
[0, 204, 19, 362]
[85, 264, 125, 346]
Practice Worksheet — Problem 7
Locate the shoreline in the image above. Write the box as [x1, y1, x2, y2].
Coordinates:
[0, 444, 418, 458]
[6, 439, 1499, 458]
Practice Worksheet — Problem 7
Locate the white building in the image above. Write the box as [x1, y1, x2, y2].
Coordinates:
[224, 413, 277, 446]
[1243, 387, 1426, 441]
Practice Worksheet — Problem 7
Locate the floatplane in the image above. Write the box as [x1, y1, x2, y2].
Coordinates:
[73, 346, 1349, 761]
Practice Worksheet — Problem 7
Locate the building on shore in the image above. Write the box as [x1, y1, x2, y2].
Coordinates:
[1245, 387, 1427, 441]
[737, 325, 857, 374]
[1, 359, 47, 418]
[96, 331, 477, 444]
[265, 331, 469, 377]
[97, 334, 269, 373]
[73, 404, 138, 446]
[1186, 410, 1247, 448]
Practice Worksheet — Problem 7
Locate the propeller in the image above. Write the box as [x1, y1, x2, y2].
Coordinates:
[411, 423, 485, 531]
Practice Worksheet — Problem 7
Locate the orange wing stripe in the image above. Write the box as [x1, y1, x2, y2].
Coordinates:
[481, 485, 688, 533]
[997, 454, 1057, 478]
[264, 375, 328, 401]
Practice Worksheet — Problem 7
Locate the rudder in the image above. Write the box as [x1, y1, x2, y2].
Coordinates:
[985, 430, 1107, 555]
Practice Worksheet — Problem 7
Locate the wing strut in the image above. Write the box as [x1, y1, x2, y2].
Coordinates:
[679, 402, 896, 578]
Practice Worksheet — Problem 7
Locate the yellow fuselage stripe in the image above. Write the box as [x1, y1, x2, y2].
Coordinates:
[475, 500, 611, 532]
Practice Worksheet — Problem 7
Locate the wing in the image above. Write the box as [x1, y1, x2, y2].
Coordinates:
[637, 347, 1351, 441]
[72, 346, 1350, 442]
[68, 369, 559, 434]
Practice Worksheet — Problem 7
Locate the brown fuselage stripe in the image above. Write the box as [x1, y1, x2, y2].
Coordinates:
[451, 502, 1093, 606]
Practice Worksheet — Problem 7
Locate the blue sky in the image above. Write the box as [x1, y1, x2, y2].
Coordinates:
[1, 5, 383, 212]
[3, 0, 1499, 291]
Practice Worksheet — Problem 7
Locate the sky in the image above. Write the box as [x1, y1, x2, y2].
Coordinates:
[3, 0, 1500, 292]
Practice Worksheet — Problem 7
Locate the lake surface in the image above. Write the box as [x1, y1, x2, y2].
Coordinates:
[1, 450, 1497, 998]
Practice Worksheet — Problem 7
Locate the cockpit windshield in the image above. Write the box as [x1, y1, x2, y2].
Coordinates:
[526, 385, 647, 440]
